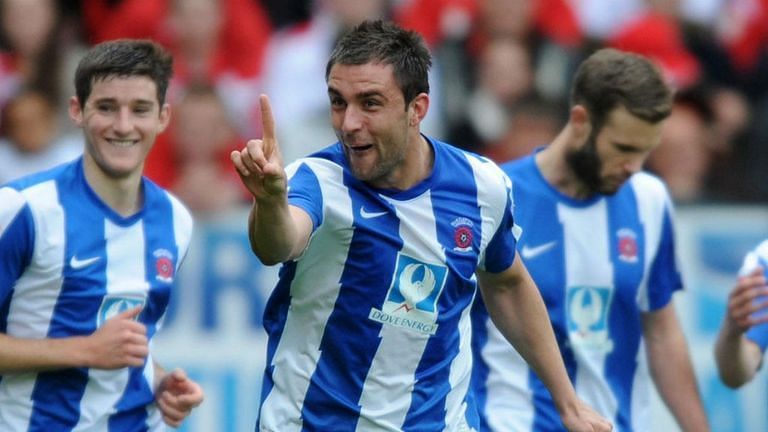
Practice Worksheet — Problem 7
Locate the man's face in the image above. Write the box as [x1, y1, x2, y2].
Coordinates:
[70, 75, 169, 180]
[327, 62, 416, 187]
[566, 105, 663, 195]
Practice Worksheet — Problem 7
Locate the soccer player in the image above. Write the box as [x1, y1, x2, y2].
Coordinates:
[715, 239, 768, 387]
[470, 48, 709, 431]
[231, 20, 611, 432]
[0, 39, 203, 430]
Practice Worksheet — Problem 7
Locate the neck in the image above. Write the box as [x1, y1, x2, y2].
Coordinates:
[535, 125, 592, 199]
[82, 158, 144, 217]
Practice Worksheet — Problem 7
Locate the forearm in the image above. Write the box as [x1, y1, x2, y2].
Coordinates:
[0, 333, 90, 373]
[247, 196, 301, 265]
[714, 323, 762, 388]
[645, 309, 709, 432]
[479, 264, 579, 415]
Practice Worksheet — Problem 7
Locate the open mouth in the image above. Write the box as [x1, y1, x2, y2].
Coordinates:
[348, 144, 373, 153]
[107, 139, 137, 148]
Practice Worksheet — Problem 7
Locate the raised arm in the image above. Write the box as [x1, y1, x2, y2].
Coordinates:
[714, 267, 768, 387]
[230, 94, 312, 265]
[643, 302, 709, 431]
[477, 257, 612, 432]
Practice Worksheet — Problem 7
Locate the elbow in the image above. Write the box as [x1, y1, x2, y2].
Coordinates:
[718, 369, 749, 389]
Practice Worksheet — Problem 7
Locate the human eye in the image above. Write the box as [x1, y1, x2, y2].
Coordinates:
[96, 102, 116, 112]
[329, 96, 346, 109]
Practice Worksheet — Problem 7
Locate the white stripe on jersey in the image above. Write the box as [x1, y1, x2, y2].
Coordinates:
[559, 201, 619, 423]
[260, 158, 353, 432]
[632, 174, 669, 312]
[0, 188, 25, 238]
[357, 191, 442, 431]
[74, 220, 148, 431]
[0, 181, 64, 431]
[466, 155, 509, 271]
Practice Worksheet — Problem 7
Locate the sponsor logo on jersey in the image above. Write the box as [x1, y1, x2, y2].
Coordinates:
[616, 228, 639, 263]
[369, 253, 448, 335]
[451, 217, 474, 253]
[97, 295, 147, 327]
[566, 285, 614, 353]
[154, 248, 175, 283]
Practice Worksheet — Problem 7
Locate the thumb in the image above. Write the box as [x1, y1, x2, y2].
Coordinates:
[114, 305, 143, 321]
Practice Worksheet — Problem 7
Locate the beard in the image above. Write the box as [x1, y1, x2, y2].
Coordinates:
[564, 131, 613, 196]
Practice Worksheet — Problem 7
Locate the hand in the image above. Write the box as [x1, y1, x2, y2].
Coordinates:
[230, 94, 287, 201]
[155, 368, 204, 428]
[560, 399, 613, 432]
[84, 306, 148, 369]
[724, 267, 768, 335]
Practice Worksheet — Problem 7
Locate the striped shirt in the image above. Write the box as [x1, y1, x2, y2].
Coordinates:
[257, 137, 517, 431]
[471, 154, 682, 432]
[0, 158, 193, 431]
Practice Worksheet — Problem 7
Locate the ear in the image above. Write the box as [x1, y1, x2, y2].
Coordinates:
[569, 104, 591, 141]
[68, 96, 83, 127]
[158, 103, 171, 133]
[408, 93, 430, 127]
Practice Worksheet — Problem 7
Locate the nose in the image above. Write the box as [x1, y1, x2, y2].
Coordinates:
[340, 105, 363, 134]
[113, 107, 134, 135]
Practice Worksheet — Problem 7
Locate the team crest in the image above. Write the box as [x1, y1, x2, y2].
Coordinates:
[451, 217, 474, 253]
[369, 253, 448, 335]
[616, 228, 639, 263]
[153, 249, 175, 283]
[566, 285, 614, 353]
[97, 295, 146, 327]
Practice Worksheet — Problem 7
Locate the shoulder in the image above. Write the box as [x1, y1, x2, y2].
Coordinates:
[143, 179, 195, 233]
[434, 138, 510, 191]
[627, 171, 670, 199]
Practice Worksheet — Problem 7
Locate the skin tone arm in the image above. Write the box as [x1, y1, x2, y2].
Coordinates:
[230, 95, 312, 266]
[0, 306, 148, 373]
[154, 363, 204, 427]
[643, 302, 709, 432]
[478, 258, 612, 432]
[714, 267, 768, 387]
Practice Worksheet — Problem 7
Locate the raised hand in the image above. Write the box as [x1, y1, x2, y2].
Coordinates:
[85, 306, 148, 369]
[231, 94, 287, 201]
[155, 368, 204, 428]
[724, 267, 768, 334]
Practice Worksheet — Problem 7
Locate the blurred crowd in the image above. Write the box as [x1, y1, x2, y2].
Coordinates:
[1, 0, 767, 216]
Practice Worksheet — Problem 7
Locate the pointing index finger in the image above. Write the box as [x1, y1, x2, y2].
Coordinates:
[260, 94, 277, 156]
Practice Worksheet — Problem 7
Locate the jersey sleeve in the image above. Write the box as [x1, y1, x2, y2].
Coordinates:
[479, 171, 518, 274]
[286, 161, 324, 232]
[645, 202, 684, 311]
[0, 187, 35, 305]
[742, 240, 768, 351]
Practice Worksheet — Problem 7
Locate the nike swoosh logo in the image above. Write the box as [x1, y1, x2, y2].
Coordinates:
[520, 241, 557, 260]
[360, 207, 387, 219]
[70, 255, 101, 269]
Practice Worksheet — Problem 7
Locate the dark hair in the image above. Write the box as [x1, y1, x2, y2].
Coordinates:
[74, 39, 173, 107]
[325, 20, 431, 107]
[570, 48, 672, 130]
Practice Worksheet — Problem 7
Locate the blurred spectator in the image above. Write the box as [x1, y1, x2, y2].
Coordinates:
[0, 89, 81, 184]
[168, 83, 248, 217]
[0, 0, 73, 129]
[447, 37, 536, 153]
[483, 95, 564, 164]
[141, 0, 272, 187]
[80, 0, 167, 44]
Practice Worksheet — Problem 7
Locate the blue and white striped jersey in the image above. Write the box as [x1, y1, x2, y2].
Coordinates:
[0, 158, 193, 432]
[742, 240, 768, 350]
[257, 137, 517, 432]
[471, 154, 682, 432]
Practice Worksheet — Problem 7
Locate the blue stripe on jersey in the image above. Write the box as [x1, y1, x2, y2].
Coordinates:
[470, 303, 491, 431]
[647, 209, 682, 310]
[29, 166, 107, 430]
[0, 203, 35, 323]
[300, 171, 401, 430]
[401, 149, 482, 430]
[604, 187, 645, 430]
[288, 162, 324, 231]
